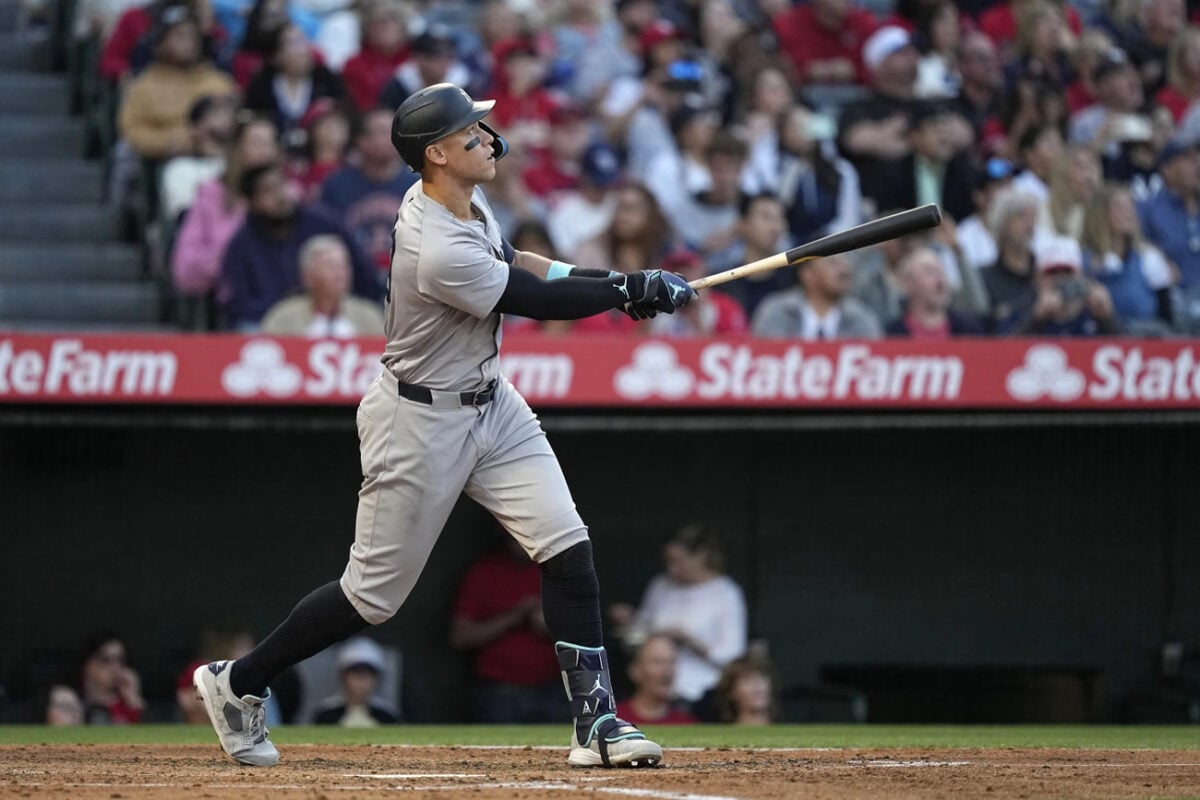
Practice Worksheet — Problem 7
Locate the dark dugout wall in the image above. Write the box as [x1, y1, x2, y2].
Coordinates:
[1, 408, 1197, 723]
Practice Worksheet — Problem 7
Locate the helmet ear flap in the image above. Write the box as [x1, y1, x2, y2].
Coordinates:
[480, 122, 508, 162]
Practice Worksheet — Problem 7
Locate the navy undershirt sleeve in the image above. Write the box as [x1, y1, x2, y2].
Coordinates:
[492, 265, 627, 320]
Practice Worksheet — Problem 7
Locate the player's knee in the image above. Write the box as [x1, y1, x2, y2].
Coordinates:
[339, 581, 398, 626]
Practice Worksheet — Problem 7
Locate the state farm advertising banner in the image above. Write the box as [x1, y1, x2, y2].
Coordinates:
[1, 333, 1200, 409]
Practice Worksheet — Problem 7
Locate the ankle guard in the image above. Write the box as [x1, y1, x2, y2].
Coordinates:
[556, 641, 646, 764]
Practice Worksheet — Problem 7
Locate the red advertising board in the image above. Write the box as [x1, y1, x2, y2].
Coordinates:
[1, 333, 1200, 408]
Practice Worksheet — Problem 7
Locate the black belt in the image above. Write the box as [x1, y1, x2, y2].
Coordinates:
[396, 378, 497, 407]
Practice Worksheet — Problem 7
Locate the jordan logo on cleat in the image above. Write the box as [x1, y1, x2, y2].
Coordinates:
[208, 662, 229, 676]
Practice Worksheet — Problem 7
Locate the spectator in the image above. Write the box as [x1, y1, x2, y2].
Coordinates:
[221, 162, 383, 330]
[1027, 234, 1122, 334]
[1155, 26, 1200, 123]
[886, 246, 983, 336]
[1068, 48, 1145, 158]
[45, 686, 84, 725]
[950, 31, 1005, 150]
[1066, 28, 1118, 116]
[605, 53, 706, 179]
[545, 142, 622, 261]
[914, 0, 964, 99]
[1081, 183, 1176, 334]
[549, 0, 625, 104]
[1103, 0, 1185, 97]
[116, 4, 236, 161]
[574, 183, 673, 277]
[713, 655, 783, 725]
[980, 0, 1082, 58]
[1011, 124, 1063, 208]
[450, 536, 563, 724]
[486, 37, 558, 155]
[672, 131, 750, 256]
[1138, 137, 1200, 288]
[649, 249, 749, 336]
[340, 0, 414, 112]
[770, 0, 879, 86]
[981, 187, 1044, 332]
[1046, 143, 1103, 238]
[261, 235, 386, 337]
[643, 102, 722, 242]
[837, 25, 920, 217]
[615, 634, 698, 726]
[171, 114, 281, 300]
[522, 101, 594, 199]
[709, 192, 792, 320]
[956, 156, 1015, 270]
[47, 633, 145, 725]
[291, 98, 353, 203]
[228, 0, 310, 88]
[100, 0, 227, 83]
[874, 101, 975, 221]
[755, 253, 884, 339]
[609, 525, 747, 711]
[244, 22, 348, 153]
[853, 217, 928, 323]
[743, 103, 862, 246]
[318, 106, 417, 270]
[160, 93, 238, 223]
[377, 22, 471, 111]
[572, 0, 655, 106]
[737, 64, 796, 170]
[313, 637, 399, 726]
[1004, 0, 1073, 93]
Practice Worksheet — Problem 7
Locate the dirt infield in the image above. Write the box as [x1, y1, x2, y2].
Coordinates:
[3, 744, 1199, 799]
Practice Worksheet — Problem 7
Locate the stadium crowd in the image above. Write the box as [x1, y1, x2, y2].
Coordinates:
[64, 0, 1200, 338]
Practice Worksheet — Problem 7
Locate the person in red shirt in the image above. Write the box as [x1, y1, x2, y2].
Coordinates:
[650, 249, 749, 336]
[886, 246, 983, 336]
[450, 536, 564, 723]
[341, 0, 413, 111]
[979, 0, 1082, 59]
[771, 0, 880, 85]
[616, 633, 698, 726]
[486, 37, 559, 156]
[522, 101, 592, 199]
[47, 632, 146, 725]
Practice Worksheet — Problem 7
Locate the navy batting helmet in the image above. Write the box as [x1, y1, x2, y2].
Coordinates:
[391, 83, 509, 172]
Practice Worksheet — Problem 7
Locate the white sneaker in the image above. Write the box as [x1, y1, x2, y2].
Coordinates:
[567, 714, 663, 768]
[192, 661, 279, 767]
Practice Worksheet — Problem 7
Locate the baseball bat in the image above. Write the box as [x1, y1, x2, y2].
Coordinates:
[688, 204, 943, 291]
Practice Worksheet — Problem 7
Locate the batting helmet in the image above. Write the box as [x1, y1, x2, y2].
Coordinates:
[391, 83, 509, 172]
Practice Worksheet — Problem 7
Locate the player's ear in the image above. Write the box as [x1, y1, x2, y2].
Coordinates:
[425, 142, 447, 167]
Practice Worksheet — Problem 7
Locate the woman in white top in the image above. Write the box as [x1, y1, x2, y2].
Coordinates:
[611, 525, 748, 707]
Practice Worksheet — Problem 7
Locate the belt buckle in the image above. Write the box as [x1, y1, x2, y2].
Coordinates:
[470, 381, 495, 406]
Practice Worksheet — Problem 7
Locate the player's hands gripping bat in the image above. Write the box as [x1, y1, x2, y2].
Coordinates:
[622, 270, 698, 320]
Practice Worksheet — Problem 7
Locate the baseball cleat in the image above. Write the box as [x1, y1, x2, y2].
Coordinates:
[567, 717, 663, 768]
[192, 660, 279, 767]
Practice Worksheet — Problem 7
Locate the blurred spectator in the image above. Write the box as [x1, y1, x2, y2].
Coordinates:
[957, 156, 1015, 270]
[244, 22, 348, 153]
[318, 106, 417, 270]
[737, 64, 795, 166]
[709, 192, 792, 319]
[837, 25, 920, 217]
[1155, 26, 1200, 123]
[914, 0, 963, 99]
[949, 30, 1004, 150]
[605, 48, 706, 178]
[479, 134, 547, 238]
[853, 217, 935, 322]
[1005, 1, 1073, 92]
[487, 37, 557, 154]
[649, 249, 749, 336]
[874, 101, 975, 221]
[47, 633, 144, 725]
[261, 235, 386, 336]
[221, 162, 383, 330]
[981, 187, 1044, 332]
[609, 525, 747, 710]
[75, 0, 150, 48]
[644, 103, 722, 239]
[1140, 138, 1200, 290]
[1069, 48, 1145, 157]
[1067, 28, 1117, 115]
[100, 0, 227, 83]
[1102, 0, 1185, 97]
[226, 0, 321, 87]
[378, 21, 471, 110]
[545, 142, 622, 261]
[770, 0, 879, 86]
[754, 254, 884, 339]
[160, 94, 238, 223]
[574, 183, 673, 275]
[713, 654, 783, 725]
[1081, 183, 1176, 334]
[522, 101, 594, 199]
[615, 633, 698, 726]
[549, 0, 625, 103]
[116, 5, 236, 160]
[886, 246, 984, 336]
[450, 537, 562, 724]
[572, 0, 655, 106]
[980, 0, 1082, 58]
[172, 114, 281, 299]
[1011, 124, 1063, 208]
[340, 0, 414, 111]
[1046, 143, 1103, 238]
[1027, 234, 1122, 334]
[313, 637, 400, 726]
[291, 98, 352, 203]
[743, 103, 862, 245]
[671, 131, 749, 256]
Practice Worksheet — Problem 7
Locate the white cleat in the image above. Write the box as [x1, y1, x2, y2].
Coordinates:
[567, 723, 663, 768]
[192, 661, 279, 767]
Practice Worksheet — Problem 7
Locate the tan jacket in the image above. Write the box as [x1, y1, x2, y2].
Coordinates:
[118, 63, 236, 159]
[261, 296, 386, 338]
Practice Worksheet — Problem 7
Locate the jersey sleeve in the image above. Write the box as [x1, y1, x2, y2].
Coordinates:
[416, 229, 510, 318]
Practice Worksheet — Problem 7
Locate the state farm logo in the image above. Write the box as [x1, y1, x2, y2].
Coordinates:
[615, 342, 695, 400]
[221, 340, 304, 397]
[1005, 344, 1085, 402]
[0, 338, 176, 396]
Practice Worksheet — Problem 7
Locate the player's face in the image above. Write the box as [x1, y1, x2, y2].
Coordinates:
[436, 122, 497, 182]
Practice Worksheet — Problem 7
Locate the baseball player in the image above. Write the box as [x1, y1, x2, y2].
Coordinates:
[193, 83, 695, 769]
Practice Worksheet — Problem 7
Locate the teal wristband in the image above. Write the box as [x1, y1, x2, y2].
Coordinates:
[546, 261, 574, 281]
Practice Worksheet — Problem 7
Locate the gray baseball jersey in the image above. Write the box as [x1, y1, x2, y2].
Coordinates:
[340, 181, 587, 625]
[383, 183, 508, 391]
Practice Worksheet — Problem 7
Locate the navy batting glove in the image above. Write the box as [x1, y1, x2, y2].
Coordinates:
[657, 271, 697, 313]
